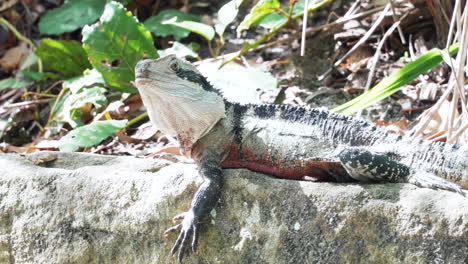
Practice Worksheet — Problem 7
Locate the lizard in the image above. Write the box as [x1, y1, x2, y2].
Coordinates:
[134, 54, 467, 262]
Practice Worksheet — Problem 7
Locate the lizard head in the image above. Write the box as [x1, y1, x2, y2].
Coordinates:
[134, 55, 226, 152]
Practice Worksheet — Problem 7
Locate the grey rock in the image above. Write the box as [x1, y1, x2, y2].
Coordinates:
[0, 152, 466, 264]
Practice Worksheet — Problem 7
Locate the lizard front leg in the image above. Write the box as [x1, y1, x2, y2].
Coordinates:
[164, 159, 223, 261]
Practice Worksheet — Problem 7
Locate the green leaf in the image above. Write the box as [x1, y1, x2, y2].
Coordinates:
[67, 87, 108, 109]
[39, 0, 107, 35]
[144, 9, 200, 41]
[19, 52, 39, 71]
[257, 12, 285, 29]
[35, 38, 92, 78]
[0, 78, 29, 90]
[162, 18, 215, 41]
[215, 0, 243, 37]
[258, 0, 332, 29]
[58, 119, 128, 152]
[63, 69, 105, 94]
[19, 71, 61, 83]
[52, 87, 108, 129]
[158, 42, 198, 59]
[237, 0, 280, 32]
[332, 43, 459, 114]
[20, 71, 44, 81]
[82, 1, 158, 93]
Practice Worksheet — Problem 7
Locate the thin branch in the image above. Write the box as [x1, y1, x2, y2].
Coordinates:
[344, 0, 361, 16]
[2, 99, 51, 109]
[211, 5, 387, 66]
[300, 0, 310, 56]
[389, 0, 406, 44]
[333, 4, 391, 67]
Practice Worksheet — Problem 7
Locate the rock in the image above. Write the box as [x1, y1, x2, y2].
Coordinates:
[0, 152, 466, 264]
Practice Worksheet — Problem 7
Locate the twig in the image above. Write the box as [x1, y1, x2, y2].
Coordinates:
[333, 4, 391, 67]
[42, 80, 63, 94]
[2, 99, 51, 109]
[357, 14, 408, 118]
[365, 12, 410, 92]
[389, 0, 406, 44]
[450, 121, 468, 143]
[408, 34, 415, 60]
[46, 87, 68, 127]
[0, 17, 34, 47]
[409, 82, 454, 137]
[300, 0, 310, 56]
[446, 1, 468, 141]
[0, 88, 21, 101]
[23, 92, 57, 98]
[211, 5, 387, 66]
[220, 0, 333, 68]
[445, 0, 461, 48]
[126, 112, 148, 128]
[344, 0, 361, 16]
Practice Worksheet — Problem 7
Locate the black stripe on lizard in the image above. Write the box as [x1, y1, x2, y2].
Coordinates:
[134, 55, 467, 262]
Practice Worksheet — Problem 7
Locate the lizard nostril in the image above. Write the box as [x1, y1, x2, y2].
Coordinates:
[136, 59, 153, 71]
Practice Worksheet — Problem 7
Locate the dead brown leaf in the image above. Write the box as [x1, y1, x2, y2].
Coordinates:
[0, 42, 30, 72]
[376, 118, 410, 135]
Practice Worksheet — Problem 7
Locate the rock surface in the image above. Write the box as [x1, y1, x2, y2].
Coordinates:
[0, 152, 466, 264]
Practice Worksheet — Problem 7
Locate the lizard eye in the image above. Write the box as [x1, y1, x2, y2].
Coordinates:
[169, 61, 179, 72]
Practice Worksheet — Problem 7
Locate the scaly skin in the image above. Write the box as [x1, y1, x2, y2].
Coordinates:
[134, 55, 467, 262]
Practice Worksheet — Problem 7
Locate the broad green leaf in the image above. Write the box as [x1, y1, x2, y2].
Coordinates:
[20, 71, 45, 81]
[237, 0, 280, 32]
[39, 0, 106, 35]
[19, 71, 61, 82]
[258, 0, 332, 29]
[82, 2, 158, 93]
[158, 42, 198, 58]
[0, 78, 29, 90]
[35, 39, 91, 78]
[187, 42, 200, 53]
[52, 87, 108, 129]
[58, 119, 128, 152]
[144, 9, 200, 41]
[16, 54, 63, 83]
[215, 0, 243, 37]
[63, 69, 105, 94]
[258, 12, 285, 29]
[162, 18, 215, 41]
[332, 43, 459, 114]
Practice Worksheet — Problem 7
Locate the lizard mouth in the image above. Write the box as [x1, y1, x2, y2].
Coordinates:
[134, 75, 155, 88]
[135, 72, 151, 79]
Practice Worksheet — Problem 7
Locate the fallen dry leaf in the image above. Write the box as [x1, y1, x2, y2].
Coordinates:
[376, 118, 410, 135]
[0, 42, 30, 72]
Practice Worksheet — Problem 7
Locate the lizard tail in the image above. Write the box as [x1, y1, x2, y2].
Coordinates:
[408, 171, 466, 196]
[338, 147, 465, 196]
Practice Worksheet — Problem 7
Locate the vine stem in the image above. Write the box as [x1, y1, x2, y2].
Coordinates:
[0, 17, 34, 47]
[126, 112, 148, 128]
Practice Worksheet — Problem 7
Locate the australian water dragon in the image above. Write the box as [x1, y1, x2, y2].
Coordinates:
[134, 55, 467, 261]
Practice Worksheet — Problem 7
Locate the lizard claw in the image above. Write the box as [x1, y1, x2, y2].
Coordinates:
[163, 224, 181, 236]
[164, 211, 199, 262]
[172, 212, 186, 222]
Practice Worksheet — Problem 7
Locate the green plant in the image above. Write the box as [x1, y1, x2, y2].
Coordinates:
[332, 43, 459, 115]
